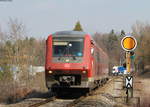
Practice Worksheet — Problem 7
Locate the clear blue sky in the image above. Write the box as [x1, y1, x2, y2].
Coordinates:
[0, 0, 150, 38]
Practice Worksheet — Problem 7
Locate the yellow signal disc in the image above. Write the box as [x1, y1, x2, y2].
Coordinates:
[121, 36, 137, 51]
[123, 37, 135, 50]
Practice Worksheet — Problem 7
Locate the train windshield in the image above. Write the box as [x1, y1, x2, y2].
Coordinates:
[53, 38, 84, 57]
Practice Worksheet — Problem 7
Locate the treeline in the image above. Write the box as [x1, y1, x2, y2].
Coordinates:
[93, 30, 125, 73]
[0, 19, 46, 102]
[1, 20, 150, 78]
[0, 19, 45, 79]
[93, 21, 150, 73]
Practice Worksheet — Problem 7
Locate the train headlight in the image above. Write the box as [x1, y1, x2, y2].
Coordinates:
[48, 71, 53, 74]
[91, 48, 94, 55]
[65, 59, 69, 62]
[82, 71, 86, 74]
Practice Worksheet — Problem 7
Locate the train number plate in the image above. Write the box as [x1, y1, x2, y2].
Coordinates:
[59, 76, 75, 82]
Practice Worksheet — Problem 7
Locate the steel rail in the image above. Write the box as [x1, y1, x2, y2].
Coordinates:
[28, 96, 56, 107]
[28, 76, 115, 107]
[65, 77, 111, 107]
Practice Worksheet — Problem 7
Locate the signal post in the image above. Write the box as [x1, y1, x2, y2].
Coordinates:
[121, 35, 137, 103]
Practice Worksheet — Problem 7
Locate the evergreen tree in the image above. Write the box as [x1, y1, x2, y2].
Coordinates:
[109, 29, 118, 41]
[110, 29, 115, 35]
[73, 21, 83, 31]
[121, 30, 125, 36]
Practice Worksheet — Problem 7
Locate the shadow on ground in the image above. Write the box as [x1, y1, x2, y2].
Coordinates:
[5, 90, 52, 104]
[139, 69, 150, 78]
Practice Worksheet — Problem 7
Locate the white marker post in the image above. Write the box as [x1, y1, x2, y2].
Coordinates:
[125, 76, 133, 89]
[125, 75, 133, 102]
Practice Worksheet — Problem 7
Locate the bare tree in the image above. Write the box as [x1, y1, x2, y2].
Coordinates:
[132, 22, 150, 73]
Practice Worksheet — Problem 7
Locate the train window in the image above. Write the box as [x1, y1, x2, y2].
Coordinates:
[53, 38, 84, 57]
[91, 40, 94, 45]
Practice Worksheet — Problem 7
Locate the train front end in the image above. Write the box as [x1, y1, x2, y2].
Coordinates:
[45, 31, 92, 91]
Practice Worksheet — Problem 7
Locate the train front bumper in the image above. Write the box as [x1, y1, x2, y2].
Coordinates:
[46, 75, 94, 89]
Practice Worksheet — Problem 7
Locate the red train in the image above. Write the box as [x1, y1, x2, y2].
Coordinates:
[45, 31, 109, 92]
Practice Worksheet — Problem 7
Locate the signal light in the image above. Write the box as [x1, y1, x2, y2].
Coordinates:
[82, 71, 86, 74]
[130, 51, 135, 60]
[48, 71, 53, 74]
[130, 51, 134, 56]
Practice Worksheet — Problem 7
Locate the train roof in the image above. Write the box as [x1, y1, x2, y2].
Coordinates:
[52, 31, 87, 37]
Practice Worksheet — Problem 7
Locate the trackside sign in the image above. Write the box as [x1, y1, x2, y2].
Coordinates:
[125, 76, 133, 89]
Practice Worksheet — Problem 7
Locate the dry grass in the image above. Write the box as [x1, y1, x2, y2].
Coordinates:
[0, 72, 47, 104]
[135, 71, 150, 107]
[140, 97, 150, 107]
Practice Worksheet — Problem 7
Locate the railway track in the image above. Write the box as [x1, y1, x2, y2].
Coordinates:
[29, 96, 56, 107]
[27, 77, 112, 107]
[65, 76, 118, 107]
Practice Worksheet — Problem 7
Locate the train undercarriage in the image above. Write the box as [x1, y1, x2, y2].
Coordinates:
[46, 74, 109, 94]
